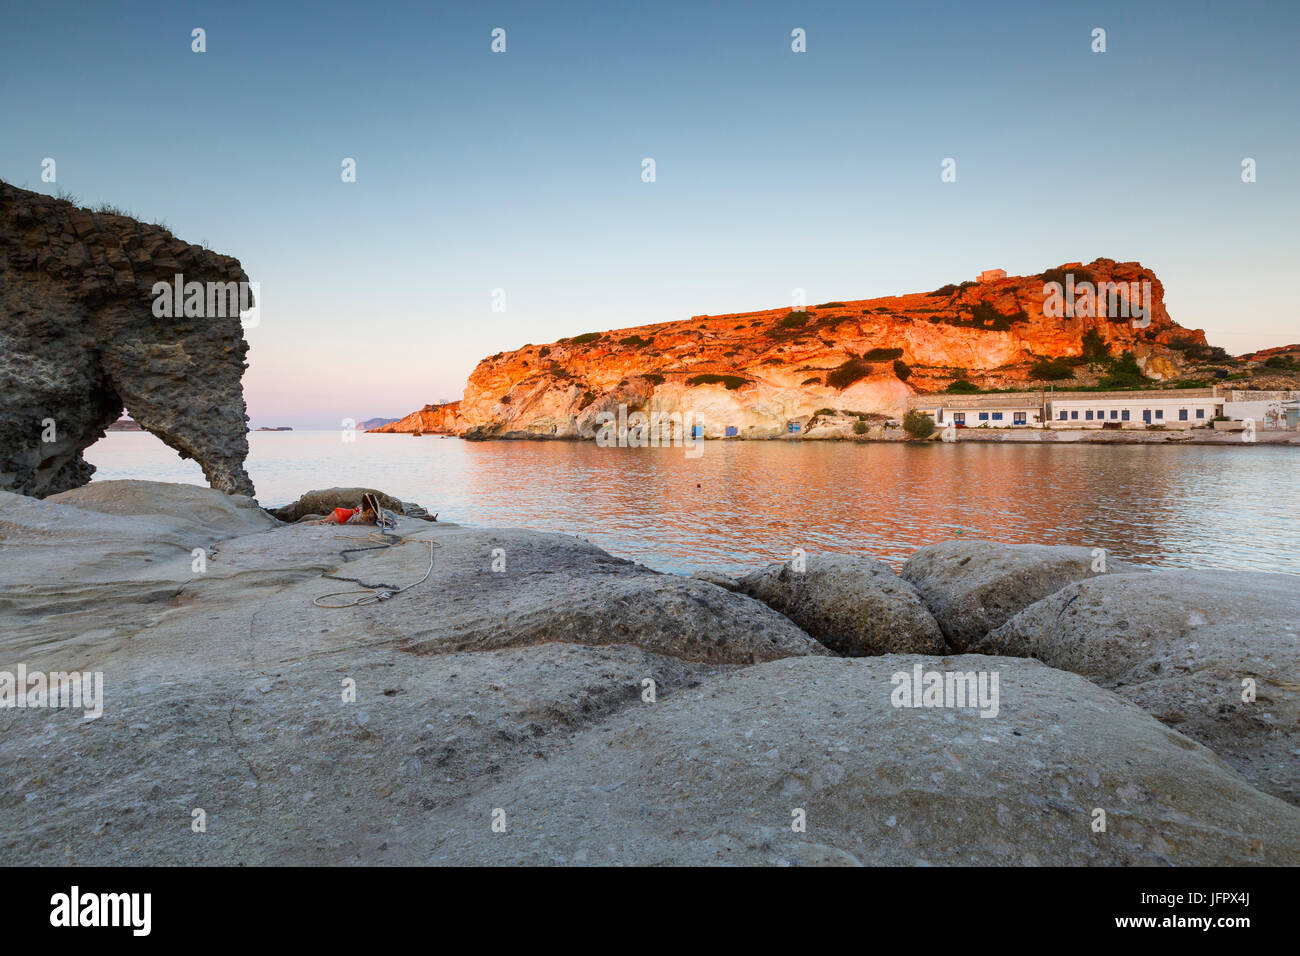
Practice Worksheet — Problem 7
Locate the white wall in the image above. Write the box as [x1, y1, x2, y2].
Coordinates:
[1049, 398, 1218, 428]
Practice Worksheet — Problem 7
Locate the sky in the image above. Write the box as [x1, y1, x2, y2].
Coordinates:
[2, 0, 1298, 427]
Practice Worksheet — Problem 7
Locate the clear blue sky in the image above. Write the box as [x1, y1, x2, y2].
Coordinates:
[3, 0, 1297, 427]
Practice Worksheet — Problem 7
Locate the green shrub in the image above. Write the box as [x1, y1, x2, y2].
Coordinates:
[966, 302, 1028, 330]
[863, 347, 904, 361]
[569, 332, 602, 345]
[928, 284, 959, 297]
[1263, 354, 1297, 369]
[779, 311, 812, 328]
[642, 373, 665, 385]
[853, 421, 869, 435]
[946, 379, 979, 393]
[687, 373, 747, 390]
[1040, 266, 1094, 286]
[826, 358, 873, 390]
[1099, 351, 1150, 388]
[537, 346, 550, 357]
[801, 376, 821, 385]
[903, 410, 935, 439]
[893, 360, 911, 381]
[814, 302, 846, 309]
[1030, 357, 1074, 380]
[1181, 343, 1230, 362]
[813, 407, 836, 416]
[1080, 329, 1110, 362]
[619, 335, 651, 347]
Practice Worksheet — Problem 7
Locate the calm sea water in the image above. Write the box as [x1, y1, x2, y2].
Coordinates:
[85, 430, 1300, 575]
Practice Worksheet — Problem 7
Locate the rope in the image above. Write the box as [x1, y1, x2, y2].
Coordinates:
[313, 538, 438, 609]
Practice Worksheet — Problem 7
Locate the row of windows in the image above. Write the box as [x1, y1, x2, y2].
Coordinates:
[951, 412, 1029, 424]
[1056, 408, 1206, 422]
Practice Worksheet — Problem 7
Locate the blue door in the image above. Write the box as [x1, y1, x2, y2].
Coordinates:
[1142, 409, 1151, 423]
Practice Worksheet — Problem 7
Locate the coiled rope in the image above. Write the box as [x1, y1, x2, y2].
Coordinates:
[313, 537, 438, 609]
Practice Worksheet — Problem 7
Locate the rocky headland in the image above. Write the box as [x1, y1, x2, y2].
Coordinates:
[373, 259, 1220, 440]
[1, 480, 1296, 866]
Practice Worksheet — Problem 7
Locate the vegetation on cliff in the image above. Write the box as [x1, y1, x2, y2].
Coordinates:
[376, 258, 1219, 439]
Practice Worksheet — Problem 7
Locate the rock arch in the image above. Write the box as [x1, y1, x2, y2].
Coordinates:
[0, 182, 255, 498]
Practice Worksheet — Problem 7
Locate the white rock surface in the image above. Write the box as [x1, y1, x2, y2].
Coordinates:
[978, 570, 1300, 805]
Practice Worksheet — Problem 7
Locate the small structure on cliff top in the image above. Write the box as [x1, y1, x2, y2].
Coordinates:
[977, 268, 1007, 282]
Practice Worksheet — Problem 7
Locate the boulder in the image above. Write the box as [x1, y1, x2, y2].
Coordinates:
[691, 570, 740, 590]
[736, 555, 947, 655]
[901, 540, 1141, 650]
[359, 527, 829, 665]
[422, 656, 1300, 865]
[977, 570, 1300, 806]
[269, 487, 406, 522]
[48, 479, 277, 540]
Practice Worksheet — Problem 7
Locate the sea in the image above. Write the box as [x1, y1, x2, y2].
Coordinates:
[85, 430, 1300, 576]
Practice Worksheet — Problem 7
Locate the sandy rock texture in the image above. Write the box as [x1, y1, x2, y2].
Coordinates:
[977, 571, 1300, 806]
[422, 656, 1300, 866]
[2, 481, 1296, 866]
[0, 182, 255, 497]
[736, 555, 947, 655]
[902, 540, 1142, 651]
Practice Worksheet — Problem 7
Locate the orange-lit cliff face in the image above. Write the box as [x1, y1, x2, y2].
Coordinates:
[373, 259, 1207, 439]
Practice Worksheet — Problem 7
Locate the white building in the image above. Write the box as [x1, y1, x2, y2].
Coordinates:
[907, 392, 1045, 428]
[1221, 389, 1299, 430]
[908, 386, 1237, 430]
[1047, 388, 1220, 429]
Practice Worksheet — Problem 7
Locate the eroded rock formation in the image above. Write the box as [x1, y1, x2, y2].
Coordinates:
[374, 258, 1208, 439]
[3, 481, 1297, 864]
[0, 181, 255, 497]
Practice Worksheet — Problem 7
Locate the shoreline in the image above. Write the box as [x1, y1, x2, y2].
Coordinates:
[366, 428, 1300, 446]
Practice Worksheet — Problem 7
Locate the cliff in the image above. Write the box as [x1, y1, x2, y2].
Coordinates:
[377, 258, 1207, 439]
[0, 181, 255, 496]
[371, 401, 462, 435]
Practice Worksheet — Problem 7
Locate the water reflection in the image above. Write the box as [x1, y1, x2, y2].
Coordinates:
[86, 431, 1300, 575]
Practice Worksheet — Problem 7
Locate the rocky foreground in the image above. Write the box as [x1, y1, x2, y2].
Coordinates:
[1, 481, 1296, 866]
